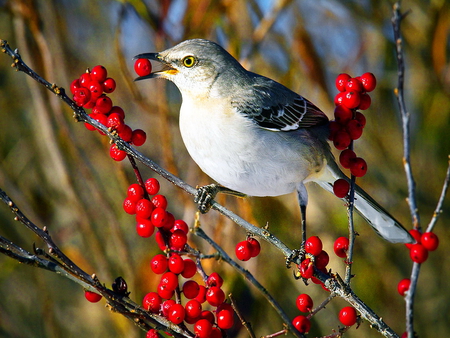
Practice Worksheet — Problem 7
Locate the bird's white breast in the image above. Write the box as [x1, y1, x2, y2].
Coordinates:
[178, 96, 320, 196]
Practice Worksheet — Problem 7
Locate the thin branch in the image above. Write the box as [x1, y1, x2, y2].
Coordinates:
[426, 156, 450, 232]
[391, 4, 418, 338]
[392, 2, 418, 228]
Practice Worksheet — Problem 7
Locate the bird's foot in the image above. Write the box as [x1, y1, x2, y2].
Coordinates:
[286, 248, 305, 268]
[194, 184, 246, 213]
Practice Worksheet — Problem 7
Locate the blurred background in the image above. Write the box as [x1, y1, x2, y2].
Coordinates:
[0, 0, 449, 337]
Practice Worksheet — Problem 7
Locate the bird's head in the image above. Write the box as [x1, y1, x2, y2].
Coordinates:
[134, 39, 248, 98]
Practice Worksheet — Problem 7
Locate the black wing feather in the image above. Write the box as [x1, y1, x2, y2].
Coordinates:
[231, 76, 328, 131]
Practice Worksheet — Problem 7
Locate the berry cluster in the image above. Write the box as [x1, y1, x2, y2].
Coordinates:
[291, 235, 358, 333]
[70, 65, 147, 161]
[235, 236, 261, 261]
[330, 72, 377, 198]
[397, 229, 439, 298]
[124, 177, 234, 337]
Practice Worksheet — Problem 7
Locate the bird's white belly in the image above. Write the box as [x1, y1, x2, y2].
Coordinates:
[179, 99, 314, 196]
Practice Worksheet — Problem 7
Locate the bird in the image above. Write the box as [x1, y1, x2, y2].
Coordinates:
[134, 38, 412, 244]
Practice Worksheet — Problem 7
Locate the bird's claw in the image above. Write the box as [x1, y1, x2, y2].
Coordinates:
[194, 184, 221, 214]
[286, 248, 305, 268]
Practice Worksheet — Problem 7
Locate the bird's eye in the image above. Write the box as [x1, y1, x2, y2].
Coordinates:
[182, 56, 196, 68]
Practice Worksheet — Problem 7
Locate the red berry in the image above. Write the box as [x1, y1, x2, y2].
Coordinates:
[161, 211, 175, 231]
[397, 278, 411, 296]
[131, 129, 147, 146]
[151, 194, 168, 209]
[315, 250, 329, 269]
[73, 87, 91, 106]
[333, 130, 352, 150]
[421, 232, 439, 251]
[206, 272, 223, 288]
[110, 106, 125, 120]
[88, 81, 104, 99]
[217, 308, 234, 329]
[160, 271, 178, 291]
[123, 197, 137, 214]
[296, 293, 313, 313]
[358, 93, 372, 110]
[292, 315, 311, 333]
[328, 120, 341, 140]
[334, 105, 353, 124]
[354, 111, 366, 127]
[168, 303, 185, 324]
[334, 237, 349, 258]
[346, 119, 364, 140]
[334, 91, 346, 106]
[151, 207, 167, 227]
[106, 113, 125, 132]
[172, 219, 189, 234]
[339, 149, 357, 169]
[142, 292, 162, 313]
[79, 72, 92, 87]
[199, 310, 215, 323]
[157, 283, 174, 300]
[194, 319, 213, 338]
[335, 73, 351, 92]
[161, 299, 176, 317]
[103, 77, 116, 93]
[405, 229, 422, 249]
[169, 229, 187, 250]
[181, 258, 197, 278]
[185, 299, 202, 319]
[339, 306, 357, 326]
[360, 72, 377, 92]
[183, 280, 200, 299]
[305, 236, 323, 256]
[409, 243, 428, 263]
[146, 329, 158, 338]
[210, 327, 223, 338]
[135, 198, 154, 219]
[168, 253, 185, 274]
[345, 77, 364, 93]
[235, 240, 252, 261]
[110, 144, 127, 161]
[95, 95, 113, 114]
[299, 258, 314, 279]
[195, 285, 207, 304]
[136, 217, 155, 237]
[91, 65, 108, 82]
[145, 178, 160, 195]
[333, 179, 350, 198]
[342, 91, 361, 109]
[127, 183, 144, 202]
[350, 157, 367, 177]
[155, 230, 168, 251]
[134, 58, 152, 77]
[247, 237, 261, 257]
[70, 78, 81, 95]
[206, 286, 225, 306]
[84, 290, 102, 303]
[151, 254, 168, 274]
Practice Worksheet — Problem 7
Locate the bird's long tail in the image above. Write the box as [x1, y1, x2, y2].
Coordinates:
[316, 162, 413, 243]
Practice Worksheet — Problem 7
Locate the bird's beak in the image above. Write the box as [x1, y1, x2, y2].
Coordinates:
[133, 52, 178, 81]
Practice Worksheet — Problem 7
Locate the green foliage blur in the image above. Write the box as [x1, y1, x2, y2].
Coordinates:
[0, 1, 449, 337]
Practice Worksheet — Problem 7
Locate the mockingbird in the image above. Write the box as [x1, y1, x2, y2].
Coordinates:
[134, 38, 412, 244]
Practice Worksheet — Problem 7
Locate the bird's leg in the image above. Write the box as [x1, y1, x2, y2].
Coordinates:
[194, 184, 246, 213]
[287, 184, 309, 267]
